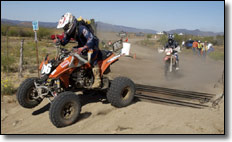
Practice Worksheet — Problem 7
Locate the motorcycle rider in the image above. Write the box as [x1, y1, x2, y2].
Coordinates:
[164, 34, 180, 70]
[55, 12, 101, 88]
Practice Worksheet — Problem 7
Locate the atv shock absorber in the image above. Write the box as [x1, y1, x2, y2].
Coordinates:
[56, 79, 61, 88]
[54, 79, 61, 93]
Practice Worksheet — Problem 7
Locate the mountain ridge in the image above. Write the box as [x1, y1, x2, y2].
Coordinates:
[1, 18, 224, 36]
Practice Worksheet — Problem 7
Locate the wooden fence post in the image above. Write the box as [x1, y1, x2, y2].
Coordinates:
[6, 31, 9, 74]
[18, 39, 24, 78]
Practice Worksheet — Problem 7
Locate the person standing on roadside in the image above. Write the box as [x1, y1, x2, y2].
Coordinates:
[202, 41, 208, 58]
[197, 40, 202, 56]
[192, 40, 198, 55]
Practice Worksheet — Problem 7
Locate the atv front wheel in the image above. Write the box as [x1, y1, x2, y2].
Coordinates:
[49, 91, 81, 128]
[107, 77, 135, 108]
[16, 77, 42, 108]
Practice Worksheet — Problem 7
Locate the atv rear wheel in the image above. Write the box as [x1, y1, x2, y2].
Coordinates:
[49, 91, 81, 128]
[16, 77, 42, 108]
[107, 77, 135, 108]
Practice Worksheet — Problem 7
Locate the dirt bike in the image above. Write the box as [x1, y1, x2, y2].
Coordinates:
[16, 44, 135, 128]
[163, 47, 180, 78]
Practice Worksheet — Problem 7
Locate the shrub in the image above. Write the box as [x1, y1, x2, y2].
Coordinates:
[1, 78, 15, 95]
[1, 25, 9, 36]
[159, 34, 168, 45]
[1, 53, 16, 72]
[37, 27, 51, 40]
[215, 35, 224, 45]
[8, 28, 18, 37]
[19, 28, 34, 37]
[146, 34, 152, 39]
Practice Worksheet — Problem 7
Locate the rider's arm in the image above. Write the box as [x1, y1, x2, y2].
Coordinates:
[164, 43, 168, 49]
[79, 25, 94, 49]
[60, 34, 71, 46]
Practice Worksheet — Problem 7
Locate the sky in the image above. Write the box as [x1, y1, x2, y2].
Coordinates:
[1, 1, 224, 32]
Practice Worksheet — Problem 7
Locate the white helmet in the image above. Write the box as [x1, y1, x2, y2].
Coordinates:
[57, 12, 77, 35]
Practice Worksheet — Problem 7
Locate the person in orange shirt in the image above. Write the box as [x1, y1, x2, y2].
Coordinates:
[192, 40, 198, 55]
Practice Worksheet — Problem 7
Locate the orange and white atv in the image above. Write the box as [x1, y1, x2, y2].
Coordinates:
[16, 45, 135, 128]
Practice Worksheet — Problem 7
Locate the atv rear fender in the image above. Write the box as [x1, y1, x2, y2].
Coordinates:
[100, 54, 122, 75]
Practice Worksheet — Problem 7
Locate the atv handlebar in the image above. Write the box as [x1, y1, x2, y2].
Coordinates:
[158, 46, 181, 54]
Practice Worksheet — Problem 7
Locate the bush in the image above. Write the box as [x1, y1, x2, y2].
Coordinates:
[1, 25, 35, 37]
[159, 34, 168, 45]
[1, 78, 15, 95]
[215, 35, 224, 45]
[8, 28, 18, 37]
[1, 25, 9, 36]
[19, 28, 34, 37]
[1, 54, 16, 72]
[37, 27, 51, 40]
[146, 34, 152, 39]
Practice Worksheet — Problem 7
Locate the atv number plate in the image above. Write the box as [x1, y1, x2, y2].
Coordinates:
[41, 63, 52, 74]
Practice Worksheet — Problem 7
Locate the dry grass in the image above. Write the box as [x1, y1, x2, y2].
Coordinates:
[1, 36, 75, 95]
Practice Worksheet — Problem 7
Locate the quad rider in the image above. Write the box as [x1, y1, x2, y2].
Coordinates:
[164, 34, 180, 70]
[55, 12, 101, 88]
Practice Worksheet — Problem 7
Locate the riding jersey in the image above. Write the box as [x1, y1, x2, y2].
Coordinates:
[60, 25, 99, 50]
[164, 41, 179, 49]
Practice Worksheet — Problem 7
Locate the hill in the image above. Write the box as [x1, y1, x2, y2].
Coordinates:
[1, 18, 224, 36]
[167, 29, 224, 36]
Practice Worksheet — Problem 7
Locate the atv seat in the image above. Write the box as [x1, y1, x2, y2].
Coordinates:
[98, 50, 113, 60]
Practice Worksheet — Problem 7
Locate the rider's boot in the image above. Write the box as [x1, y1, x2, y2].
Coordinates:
[92, 66, 101, 88]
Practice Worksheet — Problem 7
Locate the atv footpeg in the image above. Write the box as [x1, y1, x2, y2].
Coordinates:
[101, 77, 110, 90]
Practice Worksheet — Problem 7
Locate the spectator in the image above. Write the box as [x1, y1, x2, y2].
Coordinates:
[181, 41, 185, 50]
[207, 43, 214, 55]
[202, 41, 208, 58]
[192, 40, 198, 55]
[197, 40, 202, 56]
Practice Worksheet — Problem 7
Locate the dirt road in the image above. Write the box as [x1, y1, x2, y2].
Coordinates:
[1, 38, 224, 134]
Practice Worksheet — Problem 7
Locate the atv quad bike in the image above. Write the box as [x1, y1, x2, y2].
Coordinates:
[16, 44, 135, 128]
